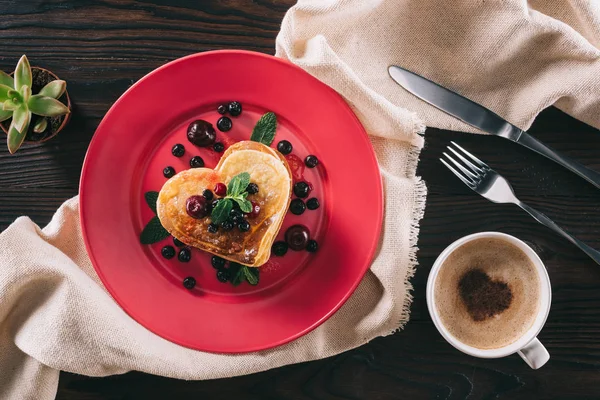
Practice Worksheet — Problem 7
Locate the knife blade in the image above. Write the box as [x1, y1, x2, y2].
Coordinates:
[388, 65, 600, 189]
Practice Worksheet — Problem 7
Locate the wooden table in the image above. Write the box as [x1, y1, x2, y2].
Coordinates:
[1, 1, 599, 399]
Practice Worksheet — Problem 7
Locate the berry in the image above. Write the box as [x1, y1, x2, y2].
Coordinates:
[186, 195, 209, 219]
[217, 116, 232, 132]
[306, 240, 319, 252]
[211, 256, 226, 269]
[187, 120, 216, 147]
[289, 198, 306, 215]
[247, 201, 260, 218]
[161, 245, 175, 259]
[217, 104, 228, 115]
[277, 140, 293, 155]
[171, 143, 185, 157]
[228, 101, 242, 117]
[221, 220, 234, 231]
[216, 269, 230, 283]
[285, 225, 310, 251]
[173, 237, 185, 247]
[190, 156, 205, 168]
[202, 189, 214, 201]
[178, 248, 192, 262]
[214, 183, 227, 196]
[230, 208, 244, 224]
[163, 166, 175, 178]
[183, 276, 196, 289]
[213, 142, 225, 153]
[293, 181, 310, 198]
[208, 223, 219, 234]
[246, 183, 259, 194]
[305, 155, 319, 168]
[306, 198, 320, 210]
[238, 220, 250, 232]
[272, 241, 288, 257]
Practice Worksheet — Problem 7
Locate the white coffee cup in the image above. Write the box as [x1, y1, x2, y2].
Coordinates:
[426, 232, 552, 369]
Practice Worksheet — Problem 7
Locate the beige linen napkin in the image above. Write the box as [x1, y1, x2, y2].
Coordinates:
[2, 1, 599, 399]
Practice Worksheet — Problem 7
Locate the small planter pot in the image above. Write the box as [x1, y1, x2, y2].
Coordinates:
[1, 66, 72, 143]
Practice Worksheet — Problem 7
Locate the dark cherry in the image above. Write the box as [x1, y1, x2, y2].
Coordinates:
[289, 198, 306, 215]
[173, 237, 186, 247]
[186, 195, 209, 219]
[190, 156, 205, 168]
[238, 220, 251, 232]
[228, 101, 242, 117]
[216, 269, 230, 283]
[183, 276, 196, 289]
[306, 240, 319, 253]
[171, 143, 185, 157]
[202, 189, 214, 201]
[161, 245, 175, 259]
[217, 104, 228, 115]
[187, 120, 216, 147]
[163, 166, 175, 178]
[272, 241, 288, 257]
[208, 223, 219, 234]
[178, 248, 192, 263]
[221, 220, 234, 231]
[293, 181, 310, 198]
[211, 256, 226, 269]
[213, 142, 225, 153]
[246, 183, 259, 194]
[305, 155, 319, 168]
[217, 116, 232, 132]
[285, 225, 310, 251]
[306, 197, 320, 210]
[277, 140, 293, 155]
[247, 201, 260, 218]
[214, 183, 227, 197]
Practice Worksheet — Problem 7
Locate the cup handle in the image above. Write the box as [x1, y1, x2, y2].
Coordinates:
[517, 337, 549, 369]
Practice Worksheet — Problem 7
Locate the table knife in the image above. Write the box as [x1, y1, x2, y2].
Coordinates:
[388, 65, 600, 189]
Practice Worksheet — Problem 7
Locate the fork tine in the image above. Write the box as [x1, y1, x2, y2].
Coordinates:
[440, 158, 475, 189]
[448, 146, 485, 174]
[442, 152, 478, 180]
[450, 141, 488, 169]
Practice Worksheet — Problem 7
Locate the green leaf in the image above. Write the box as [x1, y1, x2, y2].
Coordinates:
[20, 85, 31, 103]
[232, 197, 252, 213]
[140, 216, 170, 244]
[211, 198, 232, 225]
[3, 100, 18, 111]
[0, 84, 12, 102]
[0, 109, 12, 123]
[229, 263, 259, 286]
[0, 70, 13, 88]
[227, 172, 251, 196]
[243, 266, 259, 286]
[39, 80, 66, 99]
[6, 111, 30, 154]
[14, 55, 32, 90]
[28, 95, 70, 117]
[12, 106, 30, 134]
[250, 112, 277, 146]
[144, 191, 159, 214]
[33, 118, 48, 133]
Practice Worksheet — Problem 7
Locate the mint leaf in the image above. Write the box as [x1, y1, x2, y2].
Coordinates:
[229, 263, 244, 286]
[144, 191, 159, 214]
[140, 216, 170, 244]
[233, 197, 252, 213]
[243, 266, 259, 285]
[211, 198, 232, 225]
[250, 112, 277, 146]
[227, 172, 251, 197]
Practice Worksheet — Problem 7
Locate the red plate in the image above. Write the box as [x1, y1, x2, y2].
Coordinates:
[80, 50, 383, 353]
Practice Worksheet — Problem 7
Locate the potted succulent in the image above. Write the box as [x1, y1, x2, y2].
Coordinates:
[0, 55, 71, 154]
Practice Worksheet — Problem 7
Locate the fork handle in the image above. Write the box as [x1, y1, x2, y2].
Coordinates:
[516, 132, 600, 189]
[518, 202, 600, 265]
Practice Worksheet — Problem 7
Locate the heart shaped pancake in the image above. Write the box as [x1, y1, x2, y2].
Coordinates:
[157, 141, 292, 267]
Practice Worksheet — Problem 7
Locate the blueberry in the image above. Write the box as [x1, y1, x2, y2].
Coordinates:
[230, 208, 244, 224]
[228, 101, 242, 117]
[202, 189, 214, 201]
[171, 143, 185, 157]
[217, 116, 232, 132]
[305, 155, 319, 168]
[306, 198, 320, 210]
[187, 120, 216, 147]
[217, 104, 228, 115]
[213, 142, 224, 153]
[161, 245, 175, 259]
[277, 140, 293, 155]
[238, 220, 251, 232]
[306, 240, 319, 253]
[272, 241, 288, 256]
[208, 223, 219, 234]
[221, 220, 234, 231]
[190, 156, 205, 168]
[246, 183, 259, 195]
[183, 276, 196, 289]
[211, 256, 226, 269]
[290, 199, 306, 215]
[163, 166, 175, 178]
[216, 269, 230, 283]
[173, 237, 185, 247]
[178, 248, 192, 262]
[293, 182, 310, 198]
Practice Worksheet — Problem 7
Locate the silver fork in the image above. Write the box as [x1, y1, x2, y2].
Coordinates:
[441, 141, 600, 265]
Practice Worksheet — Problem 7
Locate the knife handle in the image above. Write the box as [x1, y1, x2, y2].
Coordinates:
[516, 132, 600, 189]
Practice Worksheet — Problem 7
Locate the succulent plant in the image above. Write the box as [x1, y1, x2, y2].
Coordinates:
[0, 55, 70, 154]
